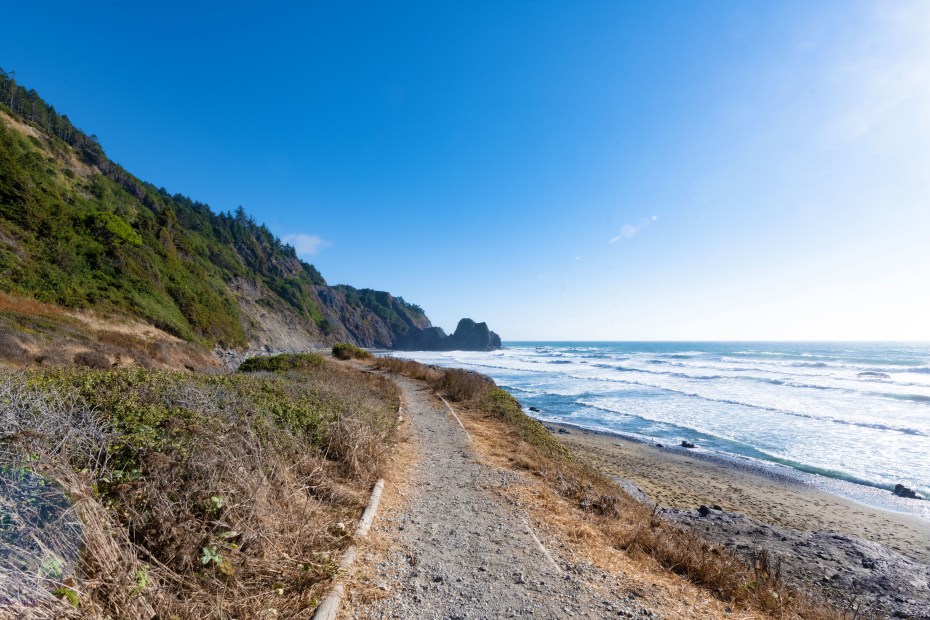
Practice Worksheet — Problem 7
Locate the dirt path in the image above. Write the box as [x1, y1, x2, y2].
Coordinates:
[347, 376, 654, 619]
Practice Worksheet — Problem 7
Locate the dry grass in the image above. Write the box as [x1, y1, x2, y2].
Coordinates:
[0, 292, 219, 371]
[0, 293, 69, 320]
[377, 357, 843, 620]
[0, 358, 400, 619]
[373, 357, 444, 383]
[339, 401, 422, 614]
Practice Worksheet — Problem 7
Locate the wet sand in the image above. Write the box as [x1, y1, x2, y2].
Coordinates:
[549, 422, 930, 564]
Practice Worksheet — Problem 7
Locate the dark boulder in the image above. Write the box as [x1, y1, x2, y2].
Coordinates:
[529, 406, 541, 412]
[681, 441, 696, 449]
[893, 484, 922, 499]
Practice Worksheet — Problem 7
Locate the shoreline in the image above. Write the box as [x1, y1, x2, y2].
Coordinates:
[563, 418, 930, 516]
[544, 419, 930, 616]
[544, 419, 930, 563]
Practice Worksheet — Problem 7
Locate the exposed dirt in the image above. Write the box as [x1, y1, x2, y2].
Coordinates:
[0, 109, 97, 179]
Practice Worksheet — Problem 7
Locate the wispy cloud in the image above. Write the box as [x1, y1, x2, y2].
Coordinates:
[609, 215, 657, 243]
[282, 233, 330, 256]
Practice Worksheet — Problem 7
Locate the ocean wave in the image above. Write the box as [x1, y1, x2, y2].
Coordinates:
[729, 350, 927, 368]
[577, 387, 930, 438]
[608, 367, 930, 408]
[589, 362, 848, 392]
[400, 346, 930, 502]
[889, 393, 930, 403]
[459, 356, 930, 408]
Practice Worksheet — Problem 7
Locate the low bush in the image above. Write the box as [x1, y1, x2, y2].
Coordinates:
[72, 350, 111, 369]
[237, 352, 325, 372]
[372, 356, 444, 383]
[331, 342, 372, 361]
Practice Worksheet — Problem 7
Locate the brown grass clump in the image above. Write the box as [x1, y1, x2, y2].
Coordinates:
[0, 358, 399, 619]
[434, 367, 493, 402]
[0, 292, 68, 320]
[0, 293, 219, 371]
[373, 356, 444, 383]
[379, 357, 841, 620]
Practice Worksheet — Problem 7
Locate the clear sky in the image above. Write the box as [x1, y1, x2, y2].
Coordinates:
[3, 1, 929, 340]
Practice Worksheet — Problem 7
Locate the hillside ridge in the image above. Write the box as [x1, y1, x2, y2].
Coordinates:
[0, 69, 447, 359]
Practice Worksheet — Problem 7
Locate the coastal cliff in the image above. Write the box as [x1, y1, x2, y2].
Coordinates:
[0, 70, 493, 362]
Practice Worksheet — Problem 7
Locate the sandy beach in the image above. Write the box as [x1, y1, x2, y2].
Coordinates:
[547, 421, 930, 617]
[549, 422, 930, 562]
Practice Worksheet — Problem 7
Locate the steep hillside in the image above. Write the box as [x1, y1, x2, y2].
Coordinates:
[0, 69, 431, 355]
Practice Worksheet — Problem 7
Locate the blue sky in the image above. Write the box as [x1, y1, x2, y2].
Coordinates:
[3, 1, 929, 340]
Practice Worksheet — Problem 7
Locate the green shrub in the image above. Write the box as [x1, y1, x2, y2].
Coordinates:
[478, 387, 566, 456]
[331, 342, 372, 361]
[237, 352, 326, 373]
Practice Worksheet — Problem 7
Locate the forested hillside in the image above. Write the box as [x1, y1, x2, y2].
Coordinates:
[0, 69, 429, 354]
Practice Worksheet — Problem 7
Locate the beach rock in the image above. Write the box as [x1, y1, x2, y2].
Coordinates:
[859, 371, 891, 379]
[680, 441, 696, 449]
[664, 505, 930, 620]
[529, 406, 541, 413]
[893, 484, 921, 499]
[558, 428, 570, 435]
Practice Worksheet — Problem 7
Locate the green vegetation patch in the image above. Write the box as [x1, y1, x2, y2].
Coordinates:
[477, 387, 567, 457]
[238, 352, 326, 373]
[0, 72, 336, 348]
[331, 342, 372, 361]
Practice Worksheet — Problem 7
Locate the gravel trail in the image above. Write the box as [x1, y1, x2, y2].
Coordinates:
[352, 376, 655, 619]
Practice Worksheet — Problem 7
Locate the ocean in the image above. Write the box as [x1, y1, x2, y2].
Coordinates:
[389, 342, 930, 517]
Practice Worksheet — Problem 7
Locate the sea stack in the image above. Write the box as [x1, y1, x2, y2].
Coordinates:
[396, 318, 502, 351]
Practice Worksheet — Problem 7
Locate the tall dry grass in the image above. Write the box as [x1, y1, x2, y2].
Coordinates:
[0, 358, 399, 619]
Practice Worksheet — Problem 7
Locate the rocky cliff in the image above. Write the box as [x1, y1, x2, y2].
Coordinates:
[0, 70, 454, 360]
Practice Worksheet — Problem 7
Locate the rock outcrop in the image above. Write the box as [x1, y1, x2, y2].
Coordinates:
[396, 318, 502, 351]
